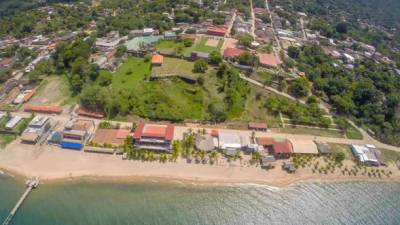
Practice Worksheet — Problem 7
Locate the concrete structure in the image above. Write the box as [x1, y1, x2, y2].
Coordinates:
[351, 145, 379, 166]
[248, 122, 267, 131]
[291, 139, 319, 154]
[133, 122, 175, 151]
[61, 119, 95, 151]
[217, 132, 242, 151]
[21, 116, 51, 144]
[195, 133, 216, 152]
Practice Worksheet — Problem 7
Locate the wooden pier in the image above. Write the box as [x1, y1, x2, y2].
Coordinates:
[1, 177, 39, 225]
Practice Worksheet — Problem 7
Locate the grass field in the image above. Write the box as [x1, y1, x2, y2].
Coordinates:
[109, 57, 151, 90]
[192, 37, 223, 53]
[156, 40, 186, 55]
[0, 134, 15, 148]
[152, 57, 200, 80]
[380, 149, 400, 163]
[105, 57, 206, 120]
[278, 126, 345, 138]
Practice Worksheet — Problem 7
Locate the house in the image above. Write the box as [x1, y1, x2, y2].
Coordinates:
[21, 116, 51, 144]
[223, 47, 245, 60]
[258, 53, 281, 68]
[195, 133, 216, 152]
[164, 31, 177, 40]
[256, 137, 293, 159]
[143, 28, 155, 36]
[217, 132, 242, 151]
[96, 31, 120, 50]
[351, 145, 379, 166]
[129, 29, 144, 38]
[248, 122, 267, 131]
[151, 54, 164, 66]
[133, 122, 175, 151]
[206, 26, 227, 37]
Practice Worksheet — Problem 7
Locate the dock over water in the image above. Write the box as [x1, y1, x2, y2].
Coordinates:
[2, 177, 39, 225]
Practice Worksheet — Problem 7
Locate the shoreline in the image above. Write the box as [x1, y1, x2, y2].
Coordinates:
[2, 165, 400, 189]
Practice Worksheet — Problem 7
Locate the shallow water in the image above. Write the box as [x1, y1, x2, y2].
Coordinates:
[1, 174, 400, 225]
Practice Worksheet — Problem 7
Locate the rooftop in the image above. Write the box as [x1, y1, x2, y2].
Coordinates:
[258, 53, 281, 67]
[223, 47, 245, 58]
[134, 122, 175, 141]
[151, 54, 163, 64]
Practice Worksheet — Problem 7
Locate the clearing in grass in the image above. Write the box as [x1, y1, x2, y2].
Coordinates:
[193, 37, 223, 53]
[152, 57, 207, 81]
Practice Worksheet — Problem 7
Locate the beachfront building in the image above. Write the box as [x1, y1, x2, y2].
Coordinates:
[133, 122, 175, 151]
[351, 145, 379, 166]
[256, 137, 293, 159]
[61, 119, 95, 150]
[216, 132, 242, 155]
[21, 116, 51, 144]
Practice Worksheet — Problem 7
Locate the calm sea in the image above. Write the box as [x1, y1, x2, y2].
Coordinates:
[1, 174, 400, 225]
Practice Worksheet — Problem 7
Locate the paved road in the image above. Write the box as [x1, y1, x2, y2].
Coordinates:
[249, 0, 256, 38]
[265, 0, 281, 50]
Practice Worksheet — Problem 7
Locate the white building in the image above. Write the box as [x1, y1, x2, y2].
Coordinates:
[6, 116, 22, 129]
[351, 145, 379, 166]
[218, 132, 242, 150]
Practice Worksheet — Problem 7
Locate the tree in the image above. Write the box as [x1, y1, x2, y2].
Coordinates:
[97, 72, 112, 86]
[207, 103, 227, 122]
[287, 46, 300, 59]
[238, 34, 254, 47]
[333, 151, 345, 163]
[183, 38, 193, 47]
[290, 78, 310, 97]
[116, 45, 127, 57]
[236, 52, 257, 66]
[193, 59, 208, 73]
[336, 22, 348, 34]
[209, 51, 222, 65]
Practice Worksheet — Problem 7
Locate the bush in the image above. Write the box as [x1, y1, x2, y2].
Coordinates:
[193, 59, 208, 73]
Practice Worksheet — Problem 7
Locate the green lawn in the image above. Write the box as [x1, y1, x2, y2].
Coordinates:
[0, 134, 15, 148]
[106, 57, 206, 121]
[192, 37, 223, 53]
[152, 57, 199, 80]
[156, 40, 187, 55]
[278, 126, 345, 138]
[110, 57, 151, 90]
[345, 126, 363, 139]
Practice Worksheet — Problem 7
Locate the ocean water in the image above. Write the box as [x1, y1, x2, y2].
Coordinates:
[1, 174, 400, 225]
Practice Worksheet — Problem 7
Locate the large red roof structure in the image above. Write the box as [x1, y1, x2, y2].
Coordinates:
[223, 47, 245, 59]
[24, 105, 63, 114]
[134, 122, 175, 141]
[206, 26, 227, 37]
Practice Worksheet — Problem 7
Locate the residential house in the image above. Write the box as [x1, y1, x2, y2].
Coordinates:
[258, 53, 281, 68]
[164, 31, 177, 40]
[151, 54, 164, 66]
[223, 47, 245, 60]
[351, 145, 379, 166]
[256, 137, 293, 159]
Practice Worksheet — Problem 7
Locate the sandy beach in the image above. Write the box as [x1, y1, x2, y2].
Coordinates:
[1, 138, 399, 187]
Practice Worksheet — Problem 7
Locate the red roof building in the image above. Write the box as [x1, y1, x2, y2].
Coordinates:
[223, 47, 245, 59]
[248, 122, 268, 131]
[78, 108, 105, 118]
[0, 57, 16, 69]
[151, 54, 163, 66]
[272, 140, 293, 158]
[133, 122, 175, 151]
[258, 53, 281, 68]
[24, 105, 63, 114]
[206, 26, 227, 37]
